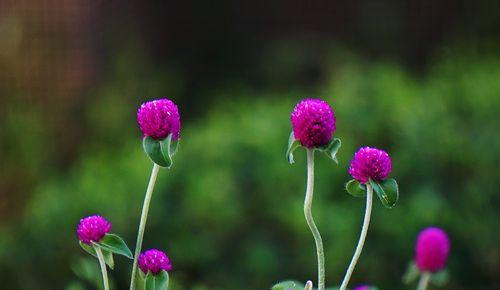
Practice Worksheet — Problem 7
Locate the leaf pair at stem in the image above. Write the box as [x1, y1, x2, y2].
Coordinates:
[346, 178, 399, 208]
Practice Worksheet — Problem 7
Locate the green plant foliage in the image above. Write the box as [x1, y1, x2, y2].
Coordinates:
[430, 269, 449, 286]
[402, 261, 420, 284]
[145, 271, 169, 290]
[286, 131, 303, 164]
[143, 134, 178, 168]
[317, 138, 341, 163]
[79, 241, 115, 269]
[96, 234, 133, 259]
[345, 179, 366, 197]
[272, 280, 303, 290]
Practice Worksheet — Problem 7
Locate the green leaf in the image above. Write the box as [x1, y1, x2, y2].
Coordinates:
[369, 178, 399, 208]
[402, 261, 420, 284]
[135, 269, 147, 290]
[286, 131, 302, 164]
[159, 133, 177, 168]
[143, 133, 178, 168]
[345, 179, 366, 197]
[272, 280, 303, 290]
[145, 270, 170, 290]
[79, 241, 115, 269]
[96, 234, 133, 259]
[321, 138, 341, 163]
[430, 269, 449, 286]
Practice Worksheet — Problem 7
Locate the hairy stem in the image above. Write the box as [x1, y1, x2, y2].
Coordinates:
[304, 149, 325, 290]
[94, 245, 110, 290]
[340, 183, 373, 290]
[417, 272, 431, 290]
[129, 163, 161, 290]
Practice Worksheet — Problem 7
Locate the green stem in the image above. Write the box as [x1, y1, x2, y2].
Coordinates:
[304, 149, 325, 290]
[94, 245, 110, 290]
[340, 183, 373, 290]
[417, 272, 431, 290]
[129, 163, 161, 290]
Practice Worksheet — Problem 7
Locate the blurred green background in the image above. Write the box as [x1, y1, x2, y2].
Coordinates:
[0, 1, 499, 289]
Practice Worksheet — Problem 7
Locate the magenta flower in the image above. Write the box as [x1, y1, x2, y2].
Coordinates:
[138, 249, 173, 275]
[77, 215, 111, 245]
[137, 98, 181, 140]
[353, 285, 371, 290]
[415, 227, 450, 272]
[290, 98, 336, 148]
[349, 147, 392, 184]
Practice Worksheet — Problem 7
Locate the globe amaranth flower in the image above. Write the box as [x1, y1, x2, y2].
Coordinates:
[349, 147, 392, 184]
[353, 285, 372, 290]
[77, 215, 111, 245]
[137, 98, 181, 140]
[415, 227, 450, 272]
[290, 98, 336, 148]
[138, 249, 173, 275]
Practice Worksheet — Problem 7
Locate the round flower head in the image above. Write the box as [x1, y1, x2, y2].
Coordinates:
[138, 249, 173, 275]
[349, 147, 392, 184]
[353, 285, 371, 290]
[415, 227, 450, 272]
[77, 215, 111, 245]
[290, 98, 336, 148]
[137, 98, 181, 140]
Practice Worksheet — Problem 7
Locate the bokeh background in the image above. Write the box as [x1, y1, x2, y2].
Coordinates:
[1, 1, 499, 289]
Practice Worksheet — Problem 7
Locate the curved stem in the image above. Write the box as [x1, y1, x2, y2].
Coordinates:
[94, 245, 110, 290]
[304, 149, 325, 290]
[129, 163, 161, 290]
[340, 183, 373, 290]
[417, 272, 431, 290]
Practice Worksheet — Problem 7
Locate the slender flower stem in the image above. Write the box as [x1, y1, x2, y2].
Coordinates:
[129, 163, 161, 290]
[340, 183, 373, 290]
[304, 149, 325, 290]
[94, 245, 110, 290]
[417, 272, 431, 290]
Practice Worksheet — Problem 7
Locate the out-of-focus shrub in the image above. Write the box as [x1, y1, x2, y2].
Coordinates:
[0, 49, 499, 290]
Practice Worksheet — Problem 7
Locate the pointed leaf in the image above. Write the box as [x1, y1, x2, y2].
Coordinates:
[159, 134, 176, 168]
[369, 178, 399, 208]
[286, 131, 302, 164]
[430, 269, 449, 286]
[322, 138, 341, 163]
[345, 179, 366, 197]
[402, 261, 420, 284]
[272, 280, 303, 290]
[79, 241, 115, 269]
[143, 136, 170, 167]
[145, 271, 169, 290]
[96, 234, 133, 259]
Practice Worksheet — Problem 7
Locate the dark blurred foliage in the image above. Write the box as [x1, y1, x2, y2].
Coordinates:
[0, 1, 499, 290]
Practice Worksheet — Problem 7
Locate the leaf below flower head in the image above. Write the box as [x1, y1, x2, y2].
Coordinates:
[430, 269, 449, 286]
[319, 138, 341, 163]
[345, 179, 367, 197]
[79, 241, 115, 269]
[143, 133, 178, 168]
[370, 178, 399, 208]
[402, 261, 420, 284]
[286, 131, 302, 164]
[145, 270, 169, 290]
